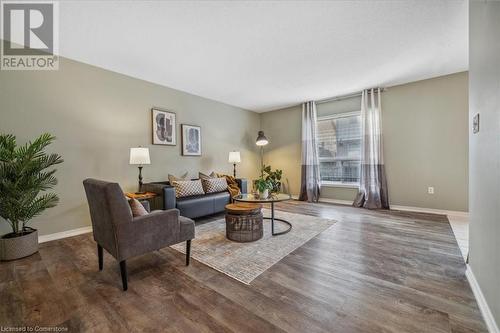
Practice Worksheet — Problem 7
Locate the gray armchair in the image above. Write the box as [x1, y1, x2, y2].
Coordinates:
[83, 179, 195, 291]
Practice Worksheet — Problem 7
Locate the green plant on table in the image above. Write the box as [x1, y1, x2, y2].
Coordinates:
[254, 177, 272, 193]
[262, 165, 283, 193]
[0, 133, 63, 237]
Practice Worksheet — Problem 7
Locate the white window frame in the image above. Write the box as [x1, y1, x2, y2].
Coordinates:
[317, 110, 362, 188]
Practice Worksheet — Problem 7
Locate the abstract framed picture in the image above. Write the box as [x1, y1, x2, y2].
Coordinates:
[473, 113, 480, 134]
[152, 108, 176, 145]
[181, 124, 201, 156]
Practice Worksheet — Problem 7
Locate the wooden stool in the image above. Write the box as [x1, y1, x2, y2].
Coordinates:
[225, 203, 263, 242]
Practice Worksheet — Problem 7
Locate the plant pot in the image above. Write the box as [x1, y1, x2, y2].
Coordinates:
[0, 227, 39, 261]
[258, 189, 269, 199]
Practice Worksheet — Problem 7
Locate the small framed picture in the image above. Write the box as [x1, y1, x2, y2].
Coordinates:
[152, 108, 176, 145]
[473, 113, 480, 134]
[181, 124, 201, 156]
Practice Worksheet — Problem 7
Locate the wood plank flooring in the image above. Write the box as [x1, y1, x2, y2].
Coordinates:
[0, 201, 487, 332]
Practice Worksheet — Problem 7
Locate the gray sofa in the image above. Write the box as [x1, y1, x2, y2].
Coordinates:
[143, 178, 247, 219]
[83, 179, 195, 291]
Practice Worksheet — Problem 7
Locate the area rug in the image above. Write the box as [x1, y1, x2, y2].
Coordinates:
[171, 209, 336, 284]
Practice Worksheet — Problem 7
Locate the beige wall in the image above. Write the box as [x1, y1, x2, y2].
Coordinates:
[0, 56, 469, 238]
[260, 105, 302, 195]
[261, 72, 469, 211]
[469, 0, 500, 328]
[0, 57, 261, 236]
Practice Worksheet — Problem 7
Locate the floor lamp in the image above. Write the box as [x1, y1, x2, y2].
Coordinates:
[256, 131, 269, 177]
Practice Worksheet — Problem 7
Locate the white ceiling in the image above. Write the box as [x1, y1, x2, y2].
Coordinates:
[59, 1, 468, 112]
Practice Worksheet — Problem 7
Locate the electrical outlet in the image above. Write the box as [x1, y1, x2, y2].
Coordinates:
[428, 187, 434, 194]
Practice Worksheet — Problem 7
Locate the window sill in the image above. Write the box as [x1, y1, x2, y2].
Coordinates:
[321, 182, 359, 189]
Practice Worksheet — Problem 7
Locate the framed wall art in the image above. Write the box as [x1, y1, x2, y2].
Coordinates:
[181, 124, 201, 156]
[152, 108, 176, 145]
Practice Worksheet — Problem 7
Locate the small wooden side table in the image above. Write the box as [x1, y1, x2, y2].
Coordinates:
[125, 192, 160, 211]
[125, 192, 157, 200]
[225, 203, 263, 242]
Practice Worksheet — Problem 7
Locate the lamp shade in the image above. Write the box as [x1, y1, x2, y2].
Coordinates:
[129, 147, 150, 165]
[256, 131, 269, 146]
[228, 151, 241, 163]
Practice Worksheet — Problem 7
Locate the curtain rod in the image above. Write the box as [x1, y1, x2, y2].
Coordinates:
[316, 88, 386, 105]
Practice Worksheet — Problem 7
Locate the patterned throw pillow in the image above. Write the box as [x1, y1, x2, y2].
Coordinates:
[201, 177, 228, 194]
[128, 198, 149, 217]
[168, 172, 188, 184]
[171, 180, 205, 198]
[198, 171, 217, 180]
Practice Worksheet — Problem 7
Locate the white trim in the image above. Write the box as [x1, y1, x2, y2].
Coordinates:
[318, 110, 361, 120]
[38, 226, 92, 243]
[318, 197, 354, 206]
[321, 182, 359, 189]
[390, 204, 469, 218]
[466, 265, 500, 333]
[293, 195, 468, 218]
[291, 195, 354, 206]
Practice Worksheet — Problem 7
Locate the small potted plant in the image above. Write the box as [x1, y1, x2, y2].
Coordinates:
[262, 165, 283, 194]
[0, 133, 63, 261]
[254, 178, 272, 199]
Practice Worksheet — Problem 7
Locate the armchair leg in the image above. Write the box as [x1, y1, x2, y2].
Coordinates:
[186, 240, 191, 266]
[97, 244, 103, 271]
[119, 260, 128, 291]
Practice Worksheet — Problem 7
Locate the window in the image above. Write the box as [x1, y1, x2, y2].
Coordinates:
[317, 111, 361, 186]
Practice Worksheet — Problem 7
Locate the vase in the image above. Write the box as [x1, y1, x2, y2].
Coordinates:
[0, 227, 39, 261]
[259, 189, 269, 199]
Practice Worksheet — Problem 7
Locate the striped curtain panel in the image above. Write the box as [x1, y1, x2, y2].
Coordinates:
[353, 88, 390, 209]
[299, 101, 321, 202]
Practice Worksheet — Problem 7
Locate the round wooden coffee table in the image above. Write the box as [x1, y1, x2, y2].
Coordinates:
[233, 193, 292, 236]
[225, 203, 263, 242]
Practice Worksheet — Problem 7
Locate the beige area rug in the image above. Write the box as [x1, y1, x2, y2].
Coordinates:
[171, 209, 336, 284]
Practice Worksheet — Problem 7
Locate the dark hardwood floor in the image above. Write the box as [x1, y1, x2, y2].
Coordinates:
[0, 201, 487, 332]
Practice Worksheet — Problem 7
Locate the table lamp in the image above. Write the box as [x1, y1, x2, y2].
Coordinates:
[129, 147, 151, 194]
[228, 151, 241, 177]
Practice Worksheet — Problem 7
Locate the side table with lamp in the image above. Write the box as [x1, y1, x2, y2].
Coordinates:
[228, 151, 241, 177]
[129, 147, 150, 194]
[128, 147, 161, 209]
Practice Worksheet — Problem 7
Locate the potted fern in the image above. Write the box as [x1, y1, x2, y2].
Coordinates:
[0, 133, 63, 261]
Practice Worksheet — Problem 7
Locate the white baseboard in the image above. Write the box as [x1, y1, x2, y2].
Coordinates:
[301, 195, 469, 218]
[317, 197, 354, 206]
[38, 226, 92, 243]
[390, 204, 469, 218]
[291, 195, 354, 206]
[466, 265, 500, 333]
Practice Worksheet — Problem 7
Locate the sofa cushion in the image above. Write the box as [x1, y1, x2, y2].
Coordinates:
[176, 192, 231, 218]
[212, 191, 231, 212]
[171, 179, 205, 198]
[201, 177, 228, 194]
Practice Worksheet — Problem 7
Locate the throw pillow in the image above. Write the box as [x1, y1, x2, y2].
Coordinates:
[201, 177, 228, 194]
[171, 179, 205, 198]
[199, 171, 218, 180]
[168, 172, 188, 185]
[216, 173, 241, 197]
[128, 198, 149, 217]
